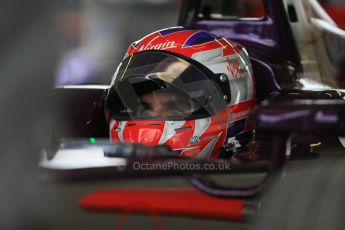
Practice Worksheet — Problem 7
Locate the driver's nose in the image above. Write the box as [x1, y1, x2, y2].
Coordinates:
[150, 107, 166, 117]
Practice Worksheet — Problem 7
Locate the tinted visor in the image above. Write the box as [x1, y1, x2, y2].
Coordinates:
[105, 51, 227, 120]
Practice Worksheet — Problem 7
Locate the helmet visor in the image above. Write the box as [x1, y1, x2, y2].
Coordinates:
[105, 51, 227, 120]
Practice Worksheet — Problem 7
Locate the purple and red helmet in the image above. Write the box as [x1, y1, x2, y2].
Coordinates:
[104, 27, 256, 159]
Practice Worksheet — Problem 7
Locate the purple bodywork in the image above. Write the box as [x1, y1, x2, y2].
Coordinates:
[177, 0, 345, 197]
[179, 0, 302, 101]
[183, 0, 301, 66]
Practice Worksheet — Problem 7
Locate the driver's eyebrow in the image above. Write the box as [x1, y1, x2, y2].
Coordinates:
[168, 98, 190, 106]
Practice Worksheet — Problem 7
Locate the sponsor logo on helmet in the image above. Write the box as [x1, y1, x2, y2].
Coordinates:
[138, 40, 177, 52]
[203, 135, 217, 141]
[226, 57, 241, 79]
[190, 136, 201, 145]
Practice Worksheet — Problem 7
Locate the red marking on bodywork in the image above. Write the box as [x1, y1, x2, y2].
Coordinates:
[80, 188, 246, 222]
[117, 208, 167, 230]
[323, 4, 345, 30]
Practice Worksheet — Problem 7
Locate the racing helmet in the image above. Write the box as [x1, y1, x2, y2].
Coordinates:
[104, 27, 256, 159]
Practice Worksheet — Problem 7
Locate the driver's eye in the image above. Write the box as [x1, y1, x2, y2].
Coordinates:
[137, 107, 152, 116]
[168, 108, 183, 116]
[142, 109, 152, 116]
[137, 101, 152, 117]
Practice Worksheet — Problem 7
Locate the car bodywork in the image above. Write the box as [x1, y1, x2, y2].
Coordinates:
[179, 0, 345, 95]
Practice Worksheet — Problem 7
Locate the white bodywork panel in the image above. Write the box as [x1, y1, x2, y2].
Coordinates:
[283, 0, 345, 90]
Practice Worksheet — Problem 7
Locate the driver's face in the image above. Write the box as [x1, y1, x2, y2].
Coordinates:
[137, 90, 192, 117]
